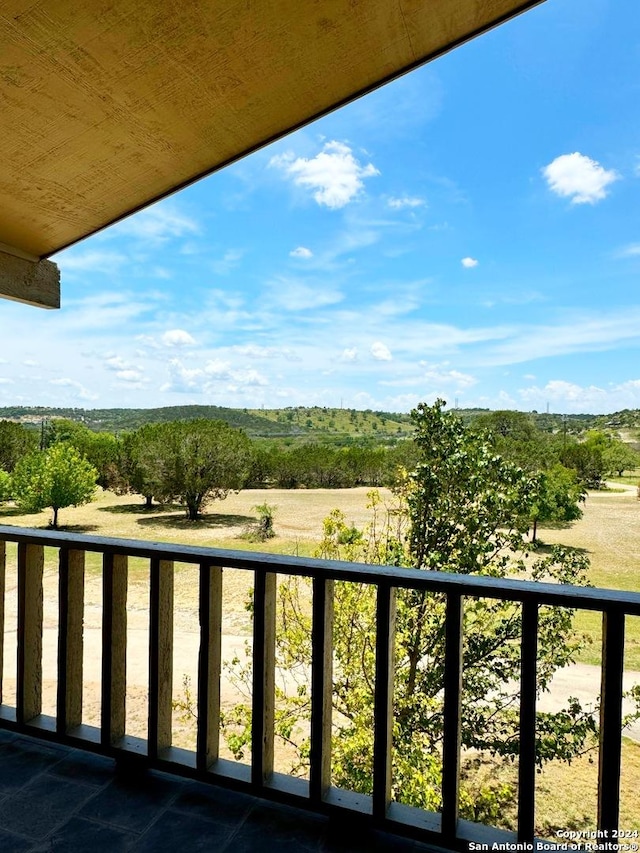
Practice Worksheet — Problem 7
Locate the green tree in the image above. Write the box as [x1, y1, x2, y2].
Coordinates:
[528, 463, 585, 544]
[0, 420, 38, 472]
[602, 439, 639, 477]
[560, 439, 606, 489]
[152, 419, 253, 520]
[12, 445, 97, 528]
[472, 409, 559, 472]
[115, 424, 170, 507]
[0, 469, 12, 501]
[45, 419, 119, 489]
[222, 401, 597, 828]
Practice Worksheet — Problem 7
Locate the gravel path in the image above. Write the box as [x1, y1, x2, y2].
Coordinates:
[539, 662, 640, 741]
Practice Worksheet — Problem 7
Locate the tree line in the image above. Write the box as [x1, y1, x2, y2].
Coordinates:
[0, 408, 638, 528]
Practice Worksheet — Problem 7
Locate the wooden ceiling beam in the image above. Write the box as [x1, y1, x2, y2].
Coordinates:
[0, 250, 60, 309]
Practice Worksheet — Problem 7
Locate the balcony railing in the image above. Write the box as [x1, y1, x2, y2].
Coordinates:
[0, 523, 638, 848]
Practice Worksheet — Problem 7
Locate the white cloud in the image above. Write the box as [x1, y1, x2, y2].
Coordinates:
[227, 368, 268, 387]
[266, 276, 343, 311]
[270, 141, 379, 209]
[339, 348, 358, 362]
[232, 344, 278, 359]
[387, 196, 426, 210]
[371, 341, 392, 361]
[58, 292, 156, 332]
[212, 249, 243, 275]
[519, 378, 640, 413]
[115, 369, 146, 384]
[152, 266, 172, 280]
[161, 358, 268, 394]
[161, 360, 203, 393]
[203, 359, 232, 378]
[50, 378, 98, 401]
[114, 202, 200, 243]
[230, 344, 300, 361]
[616, 243, 640, 258]
[380, 365, 476, 390]
[423, 368, 476, 388]
[461, 257, 479, 268]
[483, 308, 640, 366]
[289, 246, 313, 259]
[518, 380, 611, 412]
[104, 355, 130, 371]
[56, 249, 127, 274]
[161, 329, 196, 347]
[542, 152, 619, 205]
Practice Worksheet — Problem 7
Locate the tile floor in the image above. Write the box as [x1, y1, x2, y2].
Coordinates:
[0, 730, 437, 852]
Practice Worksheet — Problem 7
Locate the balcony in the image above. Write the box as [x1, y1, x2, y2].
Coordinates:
[0, 523, 638, 850]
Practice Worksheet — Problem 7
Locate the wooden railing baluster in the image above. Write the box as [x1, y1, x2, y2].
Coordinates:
[598, 607, 625, 832]
[373, 581, 396, 820]
[0, 540, 5, 705]
[310, 576, 334, 803]
[441, 592, 463, 839]
[17, 542, 43, 724]
[251, 571, 276, 788]
[148, 558, 174, 759]
[101, 553, 128, 747]
[57, 548, 85, 732]
[518, 600, 539, 841]
[197, 563, 223, 771]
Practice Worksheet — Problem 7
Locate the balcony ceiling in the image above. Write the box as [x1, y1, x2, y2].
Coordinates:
[1, 0, 542, 263]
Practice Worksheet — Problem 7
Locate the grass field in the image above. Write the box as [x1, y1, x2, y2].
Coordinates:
[534, 480, 640, 669]
[2, 480, 638, 659]
[1, 482, 640, 834]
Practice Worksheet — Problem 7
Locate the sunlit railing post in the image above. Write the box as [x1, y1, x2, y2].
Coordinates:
[0, 540, 5, 705]
[252, 571, 276, 787]
[197, 562, 223, 771]
[17, 542, 43, 724]
[101, 552, 128, 747]
[310, 576, 334, 803]
[148, 558, 174, 759]
[373, 581, 396, 820]
[57, 547, 85, 732]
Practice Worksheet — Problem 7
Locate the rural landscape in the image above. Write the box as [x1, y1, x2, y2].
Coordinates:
[1, 402, 640, 836]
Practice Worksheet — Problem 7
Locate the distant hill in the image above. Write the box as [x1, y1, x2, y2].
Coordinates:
[0, 404, 413, 439]
[1, 404, 639, 440]
[0, 405, 292, 437]
[247, 406, 413, 439]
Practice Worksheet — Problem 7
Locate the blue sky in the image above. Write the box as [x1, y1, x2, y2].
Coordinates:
[2, 0, 639, 415]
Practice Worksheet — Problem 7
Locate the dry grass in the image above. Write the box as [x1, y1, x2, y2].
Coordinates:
[534, 483, 640, 668]
[0, 485, 379, 547]
[535, 738, 640, 833]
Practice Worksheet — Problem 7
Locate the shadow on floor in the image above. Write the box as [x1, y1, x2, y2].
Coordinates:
[0, 730, 437, 851]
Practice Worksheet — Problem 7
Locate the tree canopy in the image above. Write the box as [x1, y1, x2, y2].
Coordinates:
[44, 418, 120, 489]
[12, 444, 97, 528]
[221, 400, 596, 828]
[0, 420, 37, 473]
[116, 419, 253, 519]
